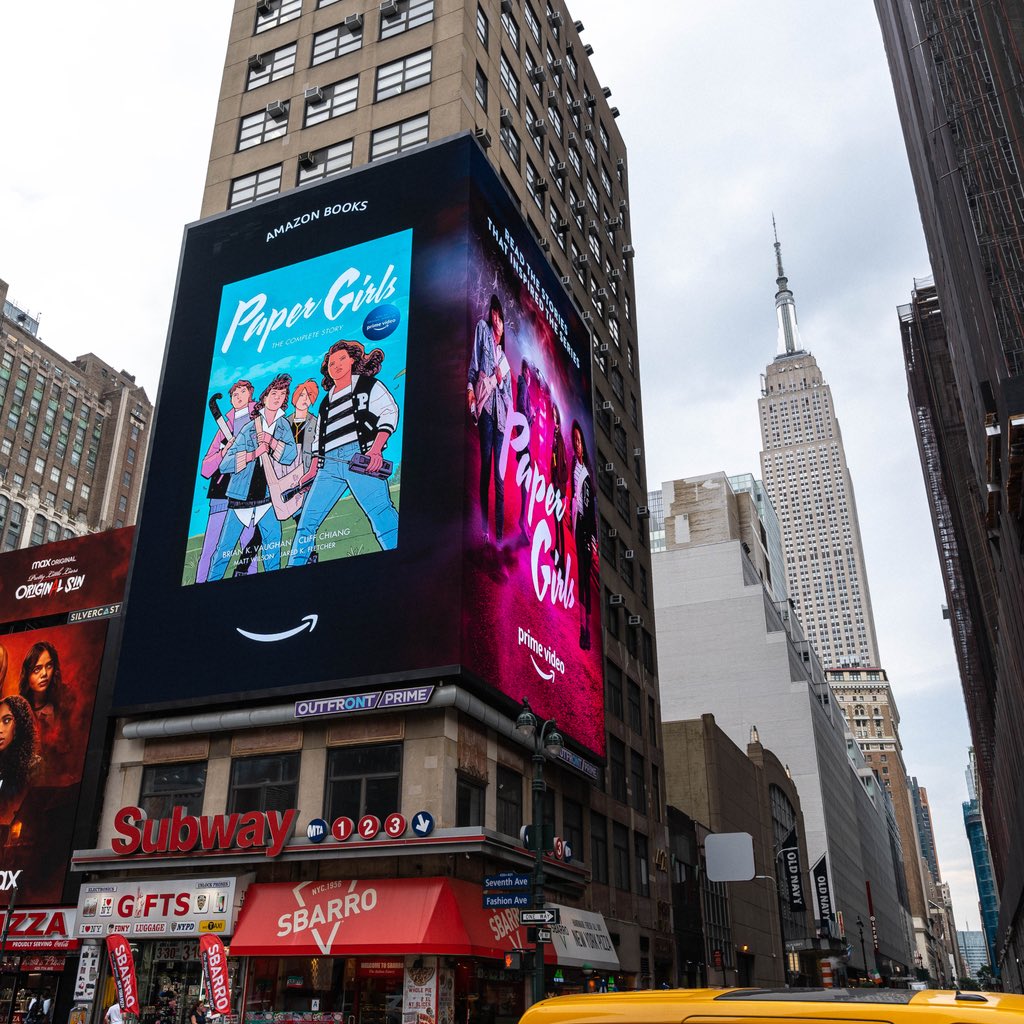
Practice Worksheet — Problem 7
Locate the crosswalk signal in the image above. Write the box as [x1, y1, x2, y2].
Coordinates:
[504, 951, 522, 970]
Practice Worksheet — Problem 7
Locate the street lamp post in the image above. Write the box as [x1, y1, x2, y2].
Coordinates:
[856, 917, 868, 981]
[516, 698, 564, 1007]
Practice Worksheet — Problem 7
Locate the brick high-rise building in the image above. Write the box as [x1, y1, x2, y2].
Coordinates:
[85, 0, 671, 1008]
[875, 0, 1024, 985]
[0, 278, 151, 551]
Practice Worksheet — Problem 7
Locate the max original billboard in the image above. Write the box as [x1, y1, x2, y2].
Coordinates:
[116, 136, 604, 757]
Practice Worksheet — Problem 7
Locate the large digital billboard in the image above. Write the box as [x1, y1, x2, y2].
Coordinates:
[117, 136, 604, 756]
[0, 619, 107, 903]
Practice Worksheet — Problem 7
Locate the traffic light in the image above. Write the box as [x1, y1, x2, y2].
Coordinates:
[504, 951, 522, 971]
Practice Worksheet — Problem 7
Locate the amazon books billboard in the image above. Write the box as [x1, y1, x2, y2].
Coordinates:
[116, 135, 604, 756]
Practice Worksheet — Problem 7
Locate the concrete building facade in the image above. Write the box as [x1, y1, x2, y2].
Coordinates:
[652, 472, 913, 980]
[0, 278, 151, 550]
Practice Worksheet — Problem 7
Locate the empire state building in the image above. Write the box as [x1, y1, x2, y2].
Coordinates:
[757, 235, 880, 669]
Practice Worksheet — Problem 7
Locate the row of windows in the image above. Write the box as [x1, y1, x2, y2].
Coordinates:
[240, 49, 432, 152]
[229, 113, 429, 206]
[254, 0, 433, 40]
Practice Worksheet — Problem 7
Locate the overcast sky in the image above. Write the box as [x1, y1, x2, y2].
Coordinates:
[1, 3, 981, 937]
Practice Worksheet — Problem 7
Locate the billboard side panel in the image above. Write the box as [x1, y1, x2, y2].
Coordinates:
[460, 146, 605, 757]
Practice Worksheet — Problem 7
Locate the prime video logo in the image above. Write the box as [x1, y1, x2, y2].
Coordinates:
[362, 303, 401, 340]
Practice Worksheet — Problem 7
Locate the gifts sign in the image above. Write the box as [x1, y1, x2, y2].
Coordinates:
[106, 934, 140, 1015]
[199, 934, 232, 1013]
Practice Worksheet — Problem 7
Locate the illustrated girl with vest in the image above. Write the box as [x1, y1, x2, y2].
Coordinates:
[289, 339, 399, 565]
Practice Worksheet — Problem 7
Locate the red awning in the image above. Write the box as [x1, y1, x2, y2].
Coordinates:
[229, 877, 556, 961]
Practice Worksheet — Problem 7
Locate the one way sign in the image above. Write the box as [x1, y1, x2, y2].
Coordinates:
[411, 811, 435, 836]
[520, 909, 560, 925]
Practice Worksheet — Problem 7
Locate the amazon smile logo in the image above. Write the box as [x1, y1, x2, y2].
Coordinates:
[237, 614, 318, 643]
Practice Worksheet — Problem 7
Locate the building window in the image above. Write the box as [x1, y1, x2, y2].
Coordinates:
[500, 122, 520, 168]
[496, 765, 522, 837]
[380, 0, 434, 39]
[475, 64, 488, 110]
[563, 798, 584, 863]
[228, 752, 300, 814]
[326, 743, 402, 821]
[501, 7, 519, 50]
[80, 483, 90, 501]
[29, 514, 46, 547]
[476, 5, 489, 47]
[499, 53, 519, 107]
[304, 76, 359, 126]
[526, 159, 544, 210]
[140, 762, 208, 819]
[312, 22, 363, 66]
[630, 749, 646, 811]
[591, 812, 608, 883]
[524, 2, 541, 44]
[298, 139, 355, 183]
[613, 822, 631, 891]
[376, 48, 432, 100]
[370, 113, 429, 160]
[605, 661, 624, 719]
[634, 831, 650, 896]
[456, 776, 486, 827]
[609, 736, 627, 803]
[627, 681, 642, 733]
[2, 501, 22, 551]
[255, 0, 301, 34]
[229, 164, 283, 207]
[247, 43, 297, 90]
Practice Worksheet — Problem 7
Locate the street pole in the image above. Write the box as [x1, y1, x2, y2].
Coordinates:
[531, 744, 546, 1007]
[857, 918, 867, 981]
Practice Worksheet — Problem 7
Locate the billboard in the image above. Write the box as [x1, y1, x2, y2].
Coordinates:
[0, 619, 106, 903]
[116, 136, 603, 756]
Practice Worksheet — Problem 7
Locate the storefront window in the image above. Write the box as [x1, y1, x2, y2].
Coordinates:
[325, 744, 401, 821]
[137, 941, 242, 1024]
[0, 956, 61, 1024]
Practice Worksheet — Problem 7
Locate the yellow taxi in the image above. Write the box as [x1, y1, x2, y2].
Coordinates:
[519, 988, 1024, 1024]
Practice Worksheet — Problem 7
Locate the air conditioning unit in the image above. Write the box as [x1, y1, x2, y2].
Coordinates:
[582, 311, 593, 321]
[616, 157, 625, 168]
[256, 0, 273, 15]
[473, 126, 492, 148]
[567, 131, 579, 147]
[628, 614, 643, 626]
[248, 53, 265, 70]
[597, 287, 608, 298]
[549, 59, 564, 74]
[636, 505, 651, 518]
[609, 267, 621, 279]
[624, 549, 635, 560]
[601, 401, 613, 411]
[608, 594, 624, 606]
[608, 527, 617, 538]
[380, 0, 399, 16]
[304, 85, 325, 103]
[610, 358, 618, 368]
[610, 106, 621, 118]
[584, 123, 594, 137]
[603, 462, 615, 473]
[602, 86, 613, 98]
[344, 12, 364, 30]
[568, 98, 582, 112]
[574, 252, 589, 265]
[547, 90, 559, 106]
[560, 275, 572, 285]
[616, 477, 627, 489]
[613, 415, 621, 425]
[573, 19, 585, 32]
[599, 343, 609, 352]
[531, 118, 547, 135]
[621, 244, 635, 257]
[607, 216, 623, 230]
[500, 0, 513, 12]
[539, 239, 550, 251]
[266, 100, 288, 119]
[557, 218, 569, 231]
[500, 107, 513, 127]
[548, 10, 563, 27]
[529, 66, 546, 83]
[298, 151, 318, 168]
[573, 200, 586, 213]
[534, 176, 548, 192]
[633, 447, 642, 456]
[555, 162, 568, 178]
[583, 43, 594, 56]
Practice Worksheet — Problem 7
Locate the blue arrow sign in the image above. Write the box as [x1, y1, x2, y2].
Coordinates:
[411, 810, 435, 836]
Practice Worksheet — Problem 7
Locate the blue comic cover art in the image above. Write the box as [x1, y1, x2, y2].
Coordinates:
[182, 230, 411, 585]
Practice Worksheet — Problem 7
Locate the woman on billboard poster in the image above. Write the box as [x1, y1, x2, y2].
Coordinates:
[18, 641, 65, 747]
[0, 695, 40, 823]
[570, 420, 597, 651]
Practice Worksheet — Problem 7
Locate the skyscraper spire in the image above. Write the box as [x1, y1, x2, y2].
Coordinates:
[772, 216, 803, 356]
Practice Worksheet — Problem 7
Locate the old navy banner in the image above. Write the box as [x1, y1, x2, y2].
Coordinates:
[199, 934, 232, 1013]
[779, 828, 806, 912]
[812, 855, 834, 935]
[106, 934, 140, 1014]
